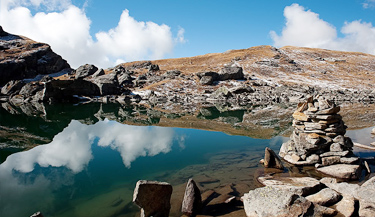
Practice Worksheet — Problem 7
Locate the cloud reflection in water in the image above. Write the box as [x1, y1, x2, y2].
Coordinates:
[0, 119, 176, 217]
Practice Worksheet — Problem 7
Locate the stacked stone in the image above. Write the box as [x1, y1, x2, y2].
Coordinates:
[279, 96, 359, 168]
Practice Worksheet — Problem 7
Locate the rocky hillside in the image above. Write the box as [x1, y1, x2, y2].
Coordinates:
[1, 29, 375, 110]
[0, 26, 70, 86]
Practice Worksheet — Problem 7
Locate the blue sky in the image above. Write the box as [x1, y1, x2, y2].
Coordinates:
[1, 0, 375, 68]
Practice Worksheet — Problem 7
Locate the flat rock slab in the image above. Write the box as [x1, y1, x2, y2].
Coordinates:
[133, 180, 173, 217]
[257, 176, 322, 196]
[317, 164, 362, 180]
[242, 186, 312, 217]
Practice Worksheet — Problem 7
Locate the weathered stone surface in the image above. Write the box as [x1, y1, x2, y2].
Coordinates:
[317, 164, 362, 180]
[340, 157, 359, 164]
[330, 143, 344, 152]
[209, 86, 232, 100]
[45, 79, 100, 101]
[218, 66, 244, 80]
[371, 127, 375, 135]
[334, 196, 357, 217]
[181, 179, 202, 216]
[257, 176, 322, 196]
[315, 106, 340, 115]
[320, 180, 360, 198]
[75, 64, 98, 79]
[359, 201, 375, 217]
[264, 147, 284, 170]
[305, 188, 341, 206]
[304, 122, 327, 130]
[0, 31, 71, 86]
[322, 156, 341, 166]
[292, 111, 309, 121]
[133, 180, 173, 217]
[320, 151, 349, 157]
[242, 186, 313, 217]
[92, 73, 121, 95]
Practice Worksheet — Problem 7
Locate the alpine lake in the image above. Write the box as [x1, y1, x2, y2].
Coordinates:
[1, 102, 374, 217]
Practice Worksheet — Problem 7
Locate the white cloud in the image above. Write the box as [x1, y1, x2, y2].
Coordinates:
[270, 3, 375, 55]
[0, 119, 180, 216]
[0, 0, 184, 69]
[363, 0, 375, 9]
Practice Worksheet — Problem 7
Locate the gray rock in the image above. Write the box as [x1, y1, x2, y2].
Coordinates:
[340, 157, 359, 164]
[321, 156, 341, 166]
[133, 180, 173, 217]
[320, 179, 360, 198]
[334, 196, 357, 217]
[317, 164, 361, 180]
[209, 86, 232, 100]
[163, 70, 181, 78]
[372, 127, 375, 135]
[305, 188, 341, 206]
[200, 76, 215, 85]
[320, 151, 349, 157]
[92, 68, 105, 77]
[229, 86, 254, 94]
[147, 64, 159, 72]
[330, 143, 344, 152]
[257, 176, 322, 196]
[181, 179, 202, 216]
[242, 186, 313, 217]
[92, 73, 121, 95]
[264, 147, 284, 170]
[75, 64, 98, 79]
[218, 66, 244, 80]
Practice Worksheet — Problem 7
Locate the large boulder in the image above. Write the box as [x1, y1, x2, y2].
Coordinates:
[44, 79, 100, 101]
[257, 176, 323, 196]
[74, 64, 98, 79]
[218, 66, 244, 80]
[133, 180, 173, 217]
[0, 28, 70, 86]
[242, 186, 334, 217]
[91, 73, 121, 95]
[316, 164, 362, 180]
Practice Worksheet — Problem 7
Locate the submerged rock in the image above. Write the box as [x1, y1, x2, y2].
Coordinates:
[133, 180, 173, 217]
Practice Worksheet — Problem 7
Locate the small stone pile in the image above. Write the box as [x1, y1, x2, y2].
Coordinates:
[279, 96, 361, 179]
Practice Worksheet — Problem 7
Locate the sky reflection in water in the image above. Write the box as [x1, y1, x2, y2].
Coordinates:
[0, 119, 180, 217]
[2, 119, 372, 217]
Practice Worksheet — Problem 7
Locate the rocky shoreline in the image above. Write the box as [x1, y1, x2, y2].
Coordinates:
[2, 27, 375, 217]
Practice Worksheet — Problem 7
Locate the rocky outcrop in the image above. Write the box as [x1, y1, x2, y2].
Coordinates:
[279, 96, 361, 179]
[0, 27, 70, 86]
[245, 175, 375, 217]
[133, 180, 173, 217]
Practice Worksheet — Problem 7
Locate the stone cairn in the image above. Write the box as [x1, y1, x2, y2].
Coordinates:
[279, 96, 361, 179]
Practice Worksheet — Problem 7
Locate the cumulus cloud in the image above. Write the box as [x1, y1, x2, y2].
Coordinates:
[270, 3, 375, 55]
[0, 0, 184, 68]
